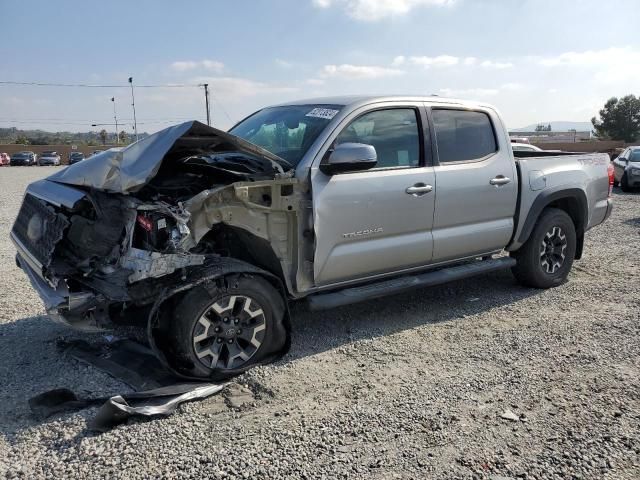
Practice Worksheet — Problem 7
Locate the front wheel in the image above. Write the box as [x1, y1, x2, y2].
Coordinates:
[165, 275, 287, 380]
[511, 208, 576, 289]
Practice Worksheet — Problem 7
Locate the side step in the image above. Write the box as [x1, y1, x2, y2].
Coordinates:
[307, 257, 516, 311]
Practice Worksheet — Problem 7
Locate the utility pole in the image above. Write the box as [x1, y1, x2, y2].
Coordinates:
[202, 83, 211, 126]
[128, 76, 139, 142]
[111, 97, 119, 144]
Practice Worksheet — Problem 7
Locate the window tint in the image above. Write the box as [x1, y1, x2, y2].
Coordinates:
[629, 150, 640, 162]
[335, 109, 420, 168]
[432, 109, 497, 163]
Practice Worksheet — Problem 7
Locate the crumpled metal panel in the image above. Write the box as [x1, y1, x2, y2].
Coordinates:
[120, 247, 206, 283]
[47, 121, 289, 193]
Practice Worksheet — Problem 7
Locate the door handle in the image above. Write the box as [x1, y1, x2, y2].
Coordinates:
[489, 176, 511, 186]
[406, 184, 433, 195]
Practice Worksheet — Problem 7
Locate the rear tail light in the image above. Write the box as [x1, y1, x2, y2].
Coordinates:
[607, 163, 615, 197]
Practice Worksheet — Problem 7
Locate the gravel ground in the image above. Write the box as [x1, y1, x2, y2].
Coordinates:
[0, 166, 638, 480]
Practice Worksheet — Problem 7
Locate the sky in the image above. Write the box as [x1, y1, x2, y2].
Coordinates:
[1, 0, 639, 134]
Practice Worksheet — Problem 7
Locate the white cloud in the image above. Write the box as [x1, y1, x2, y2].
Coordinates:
[409, 55, 459, 68]
[312, 0, 456, 21]
[170, 59, 224, 72]
[500, 82, 524, 91]
[439, 83, 524, 98]
[537, 46, 640, 72]
[321, 64, 405, 79]
[463, 57, 477, 66]
[190, 76, 298, 98]
[306, 78, 326, 86]
[391, 55, 406, 66]
[480, 60, 513, 69]
[275, 58, 294, 68]
[439, 87, 500, 97]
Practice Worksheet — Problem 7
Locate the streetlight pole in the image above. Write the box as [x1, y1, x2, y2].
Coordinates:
[111, 97, 119, 144]
[128, 77, 139, 142]
[203, 83, 211, 126]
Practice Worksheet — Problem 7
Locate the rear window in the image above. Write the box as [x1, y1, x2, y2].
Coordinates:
[432, 109, 497, 163]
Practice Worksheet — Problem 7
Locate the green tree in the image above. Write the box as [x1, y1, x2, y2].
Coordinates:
[99, 129, 108, 145]
[118, 130, 128, 144]
[15, 135, 29, 145]
[591, 95, 640, 142]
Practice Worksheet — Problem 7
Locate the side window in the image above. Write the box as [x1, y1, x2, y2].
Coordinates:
[335, 108, 421, 168]
[432, 109, 497, 163]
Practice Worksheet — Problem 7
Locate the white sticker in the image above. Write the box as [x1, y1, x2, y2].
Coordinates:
[305, 108, 339, 120]
[157, 218, 167, 229]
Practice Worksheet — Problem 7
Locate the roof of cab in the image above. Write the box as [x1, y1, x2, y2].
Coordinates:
[274, 94, 491, 109]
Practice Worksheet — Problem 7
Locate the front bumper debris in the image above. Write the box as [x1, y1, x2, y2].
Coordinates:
[16, 254, 106, 331]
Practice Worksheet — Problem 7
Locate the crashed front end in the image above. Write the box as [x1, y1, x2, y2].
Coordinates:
[10, 121, 302, 331]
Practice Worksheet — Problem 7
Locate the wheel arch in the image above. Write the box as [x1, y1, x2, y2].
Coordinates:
[146, 256, 291, 380]
[516, 188, 588, 259]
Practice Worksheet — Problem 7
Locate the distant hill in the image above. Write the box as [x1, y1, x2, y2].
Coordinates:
[511, 121, 593, 132]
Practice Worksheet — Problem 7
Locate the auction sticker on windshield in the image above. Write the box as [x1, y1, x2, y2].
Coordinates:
[306, 108, 340, 120]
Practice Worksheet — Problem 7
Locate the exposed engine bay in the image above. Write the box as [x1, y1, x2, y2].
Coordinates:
[11, 122, 311, 342]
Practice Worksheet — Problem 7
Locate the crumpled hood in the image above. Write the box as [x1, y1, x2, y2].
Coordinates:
[47, 121, 291, 193]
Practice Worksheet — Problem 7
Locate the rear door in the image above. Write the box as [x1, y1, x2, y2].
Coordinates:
[310, 103, 436, 286]
[428, 106, 518, 263]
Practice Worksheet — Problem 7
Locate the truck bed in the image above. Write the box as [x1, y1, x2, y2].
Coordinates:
[509, 152, 611, 251]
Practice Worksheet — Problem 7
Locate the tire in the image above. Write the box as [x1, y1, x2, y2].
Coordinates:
[165, 275, 287, 380]
[511, 208, 577, 289]
[620, 174, 631, 192]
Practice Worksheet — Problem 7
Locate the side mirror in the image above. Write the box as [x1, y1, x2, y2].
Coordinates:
[320, 142, 377, 175]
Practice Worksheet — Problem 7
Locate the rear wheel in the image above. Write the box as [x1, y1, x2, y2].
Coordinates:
[166, 275, 287, 380]
[620, 174, 631, 192]
[512, 208, 576, 289]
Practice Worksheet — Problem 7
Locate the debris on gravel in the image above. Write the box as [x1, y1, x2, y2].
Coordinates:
[1, 167, 639, 479]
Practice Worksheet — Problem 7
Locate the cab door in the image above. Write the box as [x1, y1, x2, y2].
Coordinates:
[428, 106, 518, 263]
[310, 104, 436, 286]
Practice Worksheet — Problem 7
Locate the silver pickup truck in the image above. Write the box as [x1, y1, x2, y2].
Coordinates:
[11, 95, 613, 379]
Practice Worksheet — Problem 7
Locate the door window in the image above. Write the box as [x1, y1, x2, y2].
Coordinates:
[432, 109, 497, 163]
[335, 109, 421, 168]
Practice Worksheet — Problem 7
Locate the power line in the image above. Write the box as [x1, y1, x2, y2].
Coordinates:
[0, 81, 198, 88]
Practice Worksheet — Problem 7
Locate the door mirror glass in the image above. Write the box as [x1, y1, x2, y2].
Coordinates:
[320, 142, 377, 175]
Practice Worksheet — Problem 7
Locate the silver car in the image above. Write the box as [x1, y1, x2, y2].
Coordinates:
[612, 146, 640, 191]
[38, 151, 61, 166]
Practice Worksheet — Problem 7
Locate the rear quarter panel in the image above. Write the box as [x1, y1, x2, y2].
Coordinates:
[509, 153, 610, 250]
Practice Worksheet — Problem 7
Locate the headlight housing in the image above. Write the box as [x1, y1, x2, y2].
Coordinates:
[630, 167, 640, 176]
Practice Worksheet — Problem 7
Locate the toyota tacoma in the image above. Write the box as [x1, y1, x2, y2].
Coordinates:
[11, 95, 614, 379]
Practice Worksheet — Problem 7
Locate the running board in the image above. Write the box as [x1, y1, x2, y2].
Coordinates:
[307, 257, 516, 311]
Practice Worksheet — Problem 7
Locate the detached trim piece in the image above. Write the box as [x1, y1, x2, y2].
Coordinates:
[307, 257, 516, 310]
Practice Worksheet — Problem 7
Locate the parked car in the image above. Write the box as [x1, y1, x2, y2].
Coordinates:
[11, 95, 613, 380]
[0, 153, 10, 166]
[511, 142, 542, 152]
[89, 150, 104, 157]
[612, 146, 640, 192]
[10, 151, 37, 166]
[68, 152, 85, 165]
[38, 151, 61, 166]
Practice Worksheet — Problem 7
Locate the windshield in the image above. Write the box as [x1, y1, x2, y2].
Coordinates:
[229, 104, 343, 166]
[630, 150, 640, 162]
